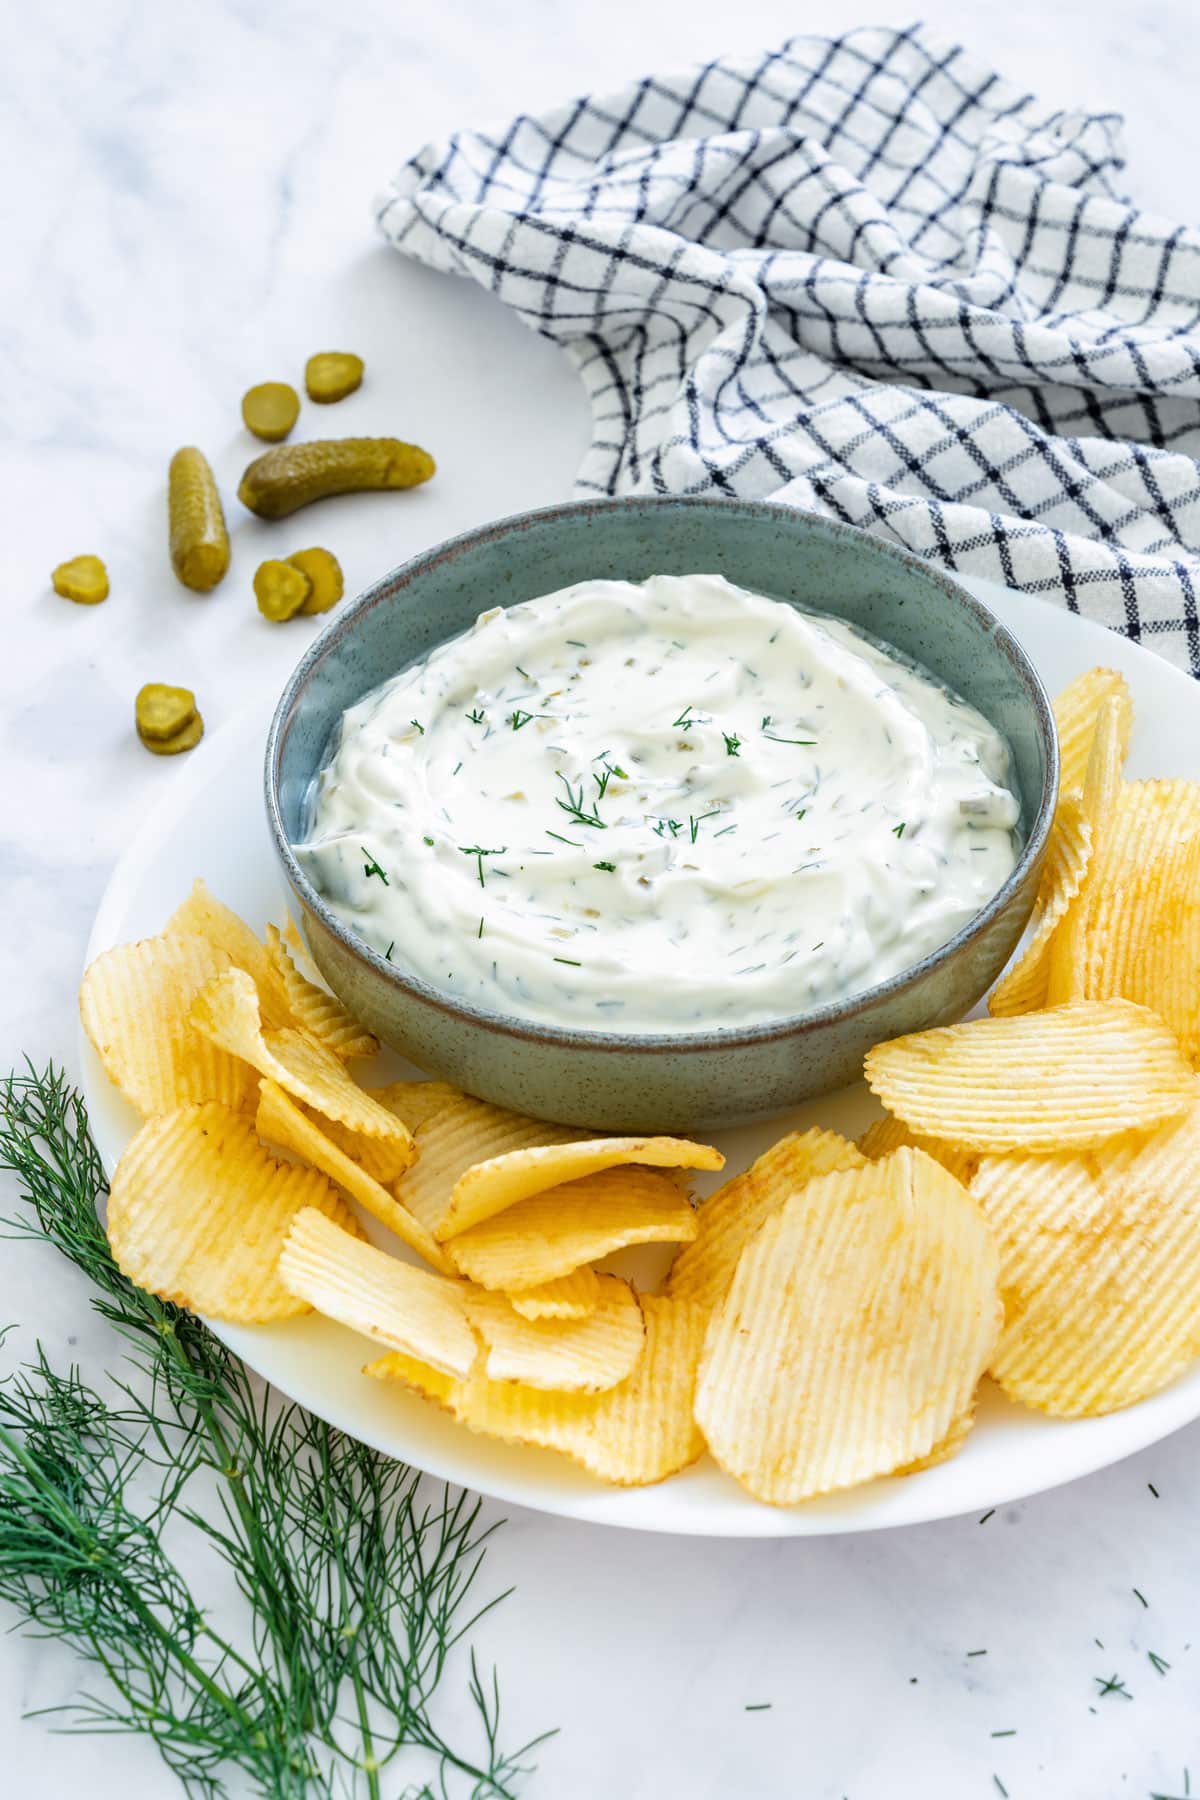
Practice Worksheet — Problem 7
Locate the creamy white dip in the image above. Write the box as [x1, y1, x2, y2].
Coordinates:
[297, 574, 1021, 1033]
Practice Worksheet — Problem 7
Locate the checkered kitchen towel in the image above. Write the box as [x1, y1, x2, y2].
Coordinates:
[378, 22, 1200, 675]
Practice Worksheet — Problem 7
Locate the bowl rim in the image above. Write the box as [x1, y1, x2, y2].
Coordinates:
[264, 496, 1059, 1055]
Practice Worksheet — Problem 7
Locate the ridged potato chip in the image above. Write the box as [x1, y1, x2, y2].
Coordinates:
[309, 1112, 413, 1187]
[975, 1099, 1200, 1415]
[190, 968, 411, 1143]
[465, 1277, 644, 1391]
[989, 794, 1092, 1017]
[855, 1115, 978, 1187]
[263, 924, 378, 1060]
[508, 1269, 602, 1319]
[166, 878, 289, 1027]
[446, 1166, 697, 1292]
[1082, 833, 1200, 1061]
[1046, 696, 1126, 1005]
[369, 1079, 464, 1134]
[864, 1000, 1194, 1152]
[392, 1097, 588, 1236]
[1053, 667, 1132, 797]
[694, 1150, 1001, 1505]
[106, 1101, 358, 1321]
[278, 1206, 476, 1374]
[437, 1134, 724, 1241]
[896, 1404, 977, 1475]
[368, 1295, 707, 1486]
[80, 933, 255, 1118]
[666, 1128, 865, 1310]
[255, 1080, 448, 1272]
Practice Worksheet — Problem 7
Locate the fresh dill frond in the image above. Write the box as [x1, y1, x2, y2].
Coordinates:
[361, 849, 389, 884]
[554, 773, 605, 831]
[458, 845, 506, 888]
[0, 1066, 554, 1800]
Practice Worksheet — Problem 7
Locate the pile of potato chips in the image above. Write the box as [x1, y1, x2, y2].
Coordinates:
[78, 668, 1200, 1505]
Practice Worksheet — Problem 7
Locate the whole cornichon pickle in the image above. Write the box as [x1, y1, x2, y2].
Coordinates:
[237, 438, 435, 519]
[168, 448, 231, 591]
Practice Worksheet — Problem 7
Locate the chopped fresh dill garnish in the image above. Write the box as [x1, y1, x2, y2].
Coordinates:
[761, 714, 771, 728]
[1094, 1673, 1132, 1699]
[724, 733, 741, 757]
[593, 766, 613, 801]
[361, 848, 389, 884]
[762, 731, 817, 746]
[458, 844, 506, 888]
[967, 1649, 988, 1657]
[893, 822, 906, 838]
[607, 761, 629, 780]
[1149, 1651, 1171, 1675]
[515, 663, 531, 679]
[385, 941, 394, 960]
[652, 818, 683, 839]
[1134, 1588, 1149, 1608]
[423, 835, 435, 846]
[594, 861, 616, 872]
[978, 1509, 995, 1524]
[466, 708, 486, 725]
[713, 824, 738, 837]
[689, 810, 720, 844]
[794, 808, 807, 823]
[553, 956, 581, 967]
[991, 1729, 1016, 1738]
[477, 917, 485, 939]
[672, 704, 702, 731]
[410, 717, 425, 734]
[555, 772, 606, 830]
[811, 941, 824, 951]
[565, 639, 586, 648]
[1149, 1482, 1160, 1497]
[546, 829, 582, 848]
[994, 1781, 1008, 1799]
[744, 1703, 771, 1712]
[509, 709, 540, 730]
[452, 761, 463, 776]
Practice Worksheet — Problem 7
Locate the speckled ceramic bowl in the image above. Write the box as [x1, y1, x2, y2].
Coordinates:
[265, 498, 1058, 1132]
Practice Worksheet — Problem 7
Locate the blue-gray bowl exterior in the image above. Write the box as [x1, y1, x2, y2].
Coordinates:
[265, 498, 1058, 1133]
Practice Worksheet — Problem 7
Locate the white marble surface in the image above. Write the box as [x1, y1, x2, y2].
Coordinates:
[6, 2, 1200, 1794]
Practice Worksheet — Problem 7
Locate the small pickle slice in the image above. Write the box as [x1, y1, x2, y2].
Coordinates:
[242, 382, 300, 443]
[255, 559, 311, 621]
[136, 683, 197, 742]
[138, 712, 205, 756]
[287, 547, 344, 614]
[238, 439, 435, 519]
[168, 448, 230, 592]
[52, 554, 109, 604]
[305, 352, 364, 403]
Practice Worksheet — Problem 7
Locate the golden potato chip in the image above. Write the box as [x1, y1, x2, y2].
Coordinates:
[895, 1405, 976, 1475]
[864, 1000, 1194, 1152]
[255, 1080, 449, 1272]
[166, 878, 289, 1027]
[665, 1128, 865, 1310]
[190, 968, 410, 1143]
[80, 933, 256, 1119]
[975, 1099, 1200, 1415]
[106, 1101, 357, 1321]
[367, 1295, 707, 1486]
[464, 1277, 644, 1391]
[1053, 667, 1132, 797]
[392, 1096, 587, 1236]
[855, 1115, 978, 1187]
[367, 1079, 464, 1134]
[446, 1167, 697, 1292]
[694, 1151, 1001, 1504]
[437, 1133, 724, 1241]
[263, 924, 378, 1060]
[1046, 697, 1126, 1005]
[508, 1269, 602, 1319]
[1083, 833, 1200, 1062]
[278, 1206, 476, 1374]
[989, 794, 1092, 1017]
[309, 1112, 413, 1187]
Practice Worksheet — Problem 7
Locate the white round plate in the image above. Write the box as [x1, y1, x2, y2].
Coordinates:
[81, 579, 1200, 1536]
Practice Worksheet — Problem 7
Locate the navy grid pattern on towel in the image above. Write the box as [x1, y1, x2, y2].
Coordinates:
[378, 22, 1200, 675]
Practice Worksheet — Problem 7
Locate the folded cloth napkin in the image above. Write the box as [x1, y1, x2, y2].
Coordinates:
[378, 23, 1200, 675]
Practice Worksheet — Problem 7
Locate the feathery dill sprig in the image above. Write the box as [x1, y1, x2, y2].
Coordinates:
[0, 1064, 553, 1799]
